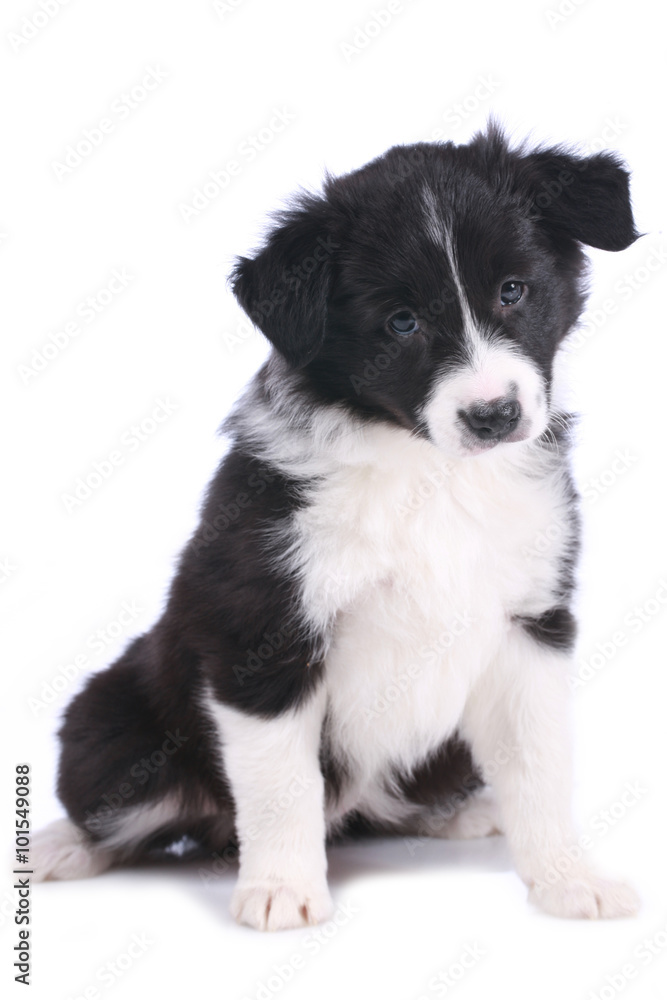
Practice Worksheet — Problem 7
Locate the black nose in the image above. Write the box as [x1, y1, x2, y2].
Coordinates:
[460, 398, 522, 441]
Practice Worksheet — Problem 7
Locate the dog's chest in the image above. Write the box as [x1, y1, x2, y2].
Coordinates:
[291, 437, 570, 776]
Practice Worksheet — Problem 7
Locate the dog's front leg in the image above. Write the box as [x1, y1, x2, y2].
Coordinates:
[209, 686, 333, 931]
[462, 621, 640, 918]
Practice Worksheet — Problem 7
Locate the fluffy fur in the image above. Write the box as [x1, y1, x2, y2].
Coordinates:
[34, 125, 640, 929]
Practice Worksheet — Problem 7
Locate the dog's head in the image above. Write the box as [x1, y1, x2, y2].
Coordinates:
[232, 126, 638, 458]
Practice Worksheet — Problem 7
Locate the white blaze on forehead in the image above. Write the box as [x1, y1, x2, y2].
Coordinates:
[422, 185, 448, 249]
[421, 184, 482, 354]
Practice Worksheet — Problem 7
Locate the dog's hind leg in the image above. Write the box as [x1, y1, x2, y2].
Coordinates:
[33, 634, 232, 881]
[31, 817, 116, 881]
[423, 787, 503, 839]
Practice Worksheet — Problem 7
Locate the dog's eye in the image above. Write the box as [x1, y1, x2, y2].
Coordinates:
[500, 281, 525, 306]
[388, 311, 419, 336]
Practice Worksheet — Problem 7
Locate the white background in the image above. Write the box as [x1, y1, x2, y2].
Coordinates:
[2, 0, 666, 998]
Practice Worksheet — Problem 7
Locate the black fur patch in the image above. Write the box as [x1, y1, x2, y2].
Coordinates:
[514, 606, 577, 651]
[162, 446, 326, 717]
[57, 635, 232, 842]
[393, 735, 483, 809]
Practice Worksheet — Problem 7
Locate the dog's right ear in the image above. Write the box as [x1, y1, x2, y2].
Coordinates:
[231, 195, 336, 368]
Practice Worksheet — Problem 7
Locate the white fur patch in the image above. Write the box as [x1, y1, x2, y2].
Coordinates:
[439, 787, 503, 840]
[94, 794, 183, 851]
[31, 818, 114, 881]
[202, 685, 334, 930]
[422, 185, 448, 250]
[289, 432, 570, 829]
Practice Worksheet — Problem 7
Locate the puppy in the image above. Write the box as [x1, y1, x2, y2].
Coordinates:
[34, 125, 640, 930]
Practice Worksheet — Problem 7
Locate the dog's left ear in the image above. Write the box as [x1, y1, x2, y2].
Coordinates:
[231, 195, 335, 368]
[520, 148, 640, 251]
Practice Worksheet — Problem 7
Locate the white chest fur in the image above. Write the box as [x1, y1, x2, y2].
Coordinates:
[286, 425, 574, 813]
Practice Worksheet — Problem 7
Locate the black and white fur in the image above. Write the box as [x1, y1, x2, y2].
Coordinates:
[34, 126, 641, 929]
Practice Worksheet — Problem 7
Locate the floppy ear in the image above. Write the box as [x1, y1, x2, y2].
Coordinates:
[230, 195, 336, 368]
[520, 148, 639, 251]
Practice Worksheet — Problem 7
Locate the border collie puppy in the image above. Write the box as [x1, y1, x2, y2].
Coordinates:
[34, 125, 640, 930]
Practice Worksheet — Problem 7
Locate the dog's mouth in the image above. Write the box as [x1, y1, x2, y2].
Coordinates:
[461, 430, 530, 457]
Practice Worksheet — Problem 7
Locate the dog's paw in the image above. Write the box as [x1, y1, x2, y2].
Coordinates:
[231, 879, 334, 931]
[31, 819, 113, 881]
[530, 873, 640, 919]
[441, 789, 503, 839]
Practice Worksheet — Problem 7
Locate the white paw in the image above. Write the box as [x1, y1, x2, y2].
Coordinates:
[31, 819, 113, 881]
[441, 789, 503, 840]
[231, 879, 334, 931]
[530, 873, 640, 919]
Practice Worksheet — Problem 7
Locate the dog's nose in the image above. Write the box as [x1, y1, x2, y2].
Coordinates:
[460, 398, 521, 441]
